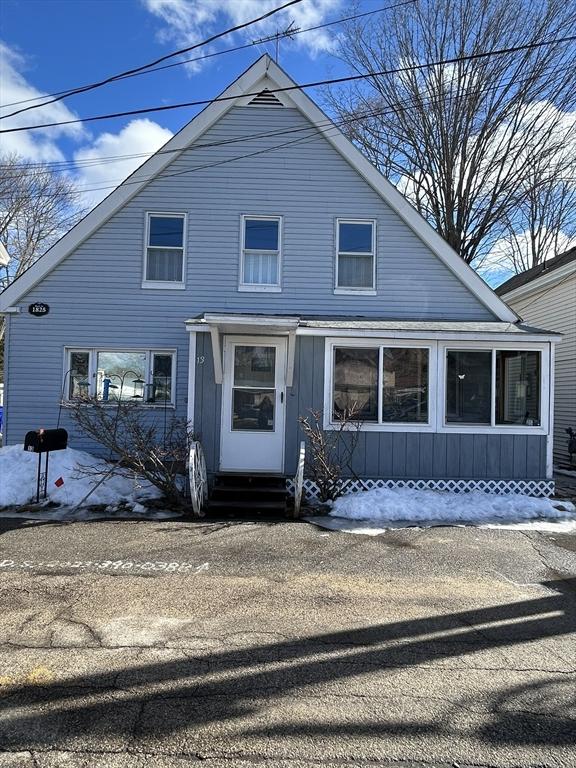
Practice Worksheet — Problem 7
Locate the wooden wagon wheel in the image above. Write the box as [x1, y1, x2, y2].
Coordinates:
[188, 440, 208, 517]
[293, 440, 306, 518]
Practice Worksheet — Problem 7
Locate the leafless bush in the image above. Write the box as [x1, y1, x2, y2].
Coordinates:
[298, 408, 364, 502]
[67, 398, 194, 507]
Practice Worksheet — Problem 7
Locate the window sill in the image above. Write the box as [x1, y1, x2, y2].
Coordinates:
[334, 288, 377, 296]
[438, 424, 547, 435]
[324, 421, 435, 433]
[238, 284, 282, 293]
[142, 281, 186, 290]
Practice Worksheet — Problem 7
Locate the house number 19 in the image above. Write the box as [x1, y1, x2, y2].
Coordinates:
[196, 356, 205, 365]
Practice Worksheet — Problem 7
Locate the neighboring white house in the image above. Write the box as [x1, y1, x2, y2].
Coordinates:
[497, 248, 576, 469]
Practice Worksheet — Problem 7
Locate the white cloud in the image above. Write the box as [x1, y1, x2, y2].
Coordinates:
[141, 0, 343, 70]
[0, 41, 85, 162]
[74, 118, 173, 209]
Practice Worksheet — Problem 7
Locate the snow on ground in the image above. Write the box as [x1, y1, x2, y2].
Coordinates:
[304, 486, 576, 535]
[0, 444, 161, 511]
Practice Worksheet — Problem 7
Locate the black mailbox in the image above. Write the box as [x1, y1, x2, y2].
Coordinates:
[24, 428, 68, 454]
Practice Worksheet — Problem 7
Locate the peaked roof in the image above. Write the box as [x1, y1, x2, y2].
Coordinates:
[0, 55, 517, 321]
[496, 247, 576, 296]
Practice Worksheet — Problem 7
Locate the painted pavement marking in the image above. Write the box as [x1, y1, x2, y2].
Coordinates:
[0, 558, 209, 574]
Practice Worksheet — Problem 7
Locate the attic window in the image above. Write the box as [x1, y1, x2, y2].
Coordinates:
[248, 89, 284, 107]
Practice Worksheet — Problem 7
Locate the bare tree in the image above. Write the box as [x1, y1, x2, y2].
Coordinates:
[492, 159, 576, 274]
[298, 408, 364, 502]
[66, 398, 194, 508]
[0, 153, 84, 297]
[328, 0, 576, 272]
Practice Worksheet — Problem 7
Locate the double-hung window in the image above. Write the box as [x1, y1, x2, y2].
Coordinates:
[144, 213, 186, 287]
[331, 343, 430, 426]
[65, 349, 176, 405]
[336, 220, 376, 291]
[240, 215, 281, 291]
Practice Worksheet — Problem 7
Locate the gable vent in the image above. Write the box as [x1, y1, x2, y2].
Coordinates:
[248, 89, 284, 107]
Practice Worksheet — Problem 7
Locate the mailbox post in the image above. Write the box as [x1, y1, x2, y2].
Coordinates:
[24, 428, 68, 503]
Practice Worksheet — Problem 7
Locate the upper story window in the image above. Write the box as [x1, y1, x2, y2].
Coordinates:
[144, 213, 186, 288]
[240, 215, 281, 291]
[336, 219, 376, 292]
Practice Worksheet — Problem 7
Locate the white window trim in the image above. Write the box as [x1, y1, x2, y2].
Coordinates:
[239, 214, 282, 292]
[323, 337, 550, 435]
[437, 341, 549, 435]
[142, 212, 187, 289]
[335, 218, 376, 293]
[63, 347, 177, 407]
[324, 338, 437, 432]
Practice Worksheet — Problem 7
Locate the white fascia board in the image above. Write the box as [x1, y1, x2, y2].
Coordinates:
[499, 262, 576, 304]
[0, 58, 273, 312]
[295, 326, 561, 342]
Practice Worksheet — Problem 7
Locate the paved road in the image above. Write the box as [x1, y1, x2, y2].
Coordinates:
[0, 516, 574, 768]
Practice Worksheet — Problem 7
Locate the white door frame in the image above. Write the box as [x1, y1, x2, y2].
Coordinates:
[220, 335, 287, 472]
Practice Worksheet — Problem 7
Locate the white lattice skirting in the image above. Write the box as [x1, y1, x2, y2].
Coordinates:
[286, 478, 555, 499]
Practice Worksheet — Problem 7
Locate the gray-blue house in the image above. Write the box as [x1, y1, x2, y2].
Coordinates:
[0, 56, 560, 498]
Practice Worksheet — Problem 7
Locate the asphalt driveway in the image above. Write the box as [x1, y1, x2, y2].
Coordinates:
[0, 516, 574, 768]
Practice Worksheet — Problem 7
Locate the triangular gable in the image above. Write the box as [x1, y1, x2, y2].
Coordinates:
[0, 55, 517, 322]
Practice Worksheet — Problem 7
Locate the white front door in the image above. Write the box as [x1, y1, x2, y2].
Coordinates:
[220, 336, 287, 472]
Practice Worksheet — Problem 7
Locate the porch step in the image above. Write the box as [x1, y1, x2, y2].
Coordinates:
[208, 473, 290, 517]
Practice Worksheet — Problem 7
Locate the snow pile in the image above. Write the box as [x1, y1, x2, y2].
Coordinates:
[0, 444, 161, 509]
[328, 486, 576, 526]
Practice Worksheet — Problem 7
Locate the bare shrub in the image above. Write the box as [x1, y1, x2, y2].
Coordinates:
[298, 408, 364, 502]
[67, 398, 193, 507]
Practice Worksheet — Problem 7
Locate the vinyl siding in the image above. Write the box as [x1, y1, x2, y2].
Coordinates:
[504, 272, 576, 467]
[195, 335, 547, 479]
[5, 105, 498, 449]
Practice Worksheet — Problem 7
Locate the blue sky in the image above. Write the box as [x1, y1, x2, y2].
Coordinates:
[1, 0, 354, 206]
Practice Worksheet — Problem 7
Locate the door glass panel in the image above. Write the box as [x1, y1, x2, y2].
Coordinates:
[232, 345, 277, 432]
[234, 346, 275, 387]
[232, 389, 275, 431]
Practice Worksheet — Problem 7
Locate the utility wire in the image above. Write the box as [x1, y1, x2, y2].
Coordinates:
[0, 0, 306, 119]
[2, 34, 575, 135]
[0, 1, 416, 111]
[2, 63, 570, 195]
[4, 57, 564, 174]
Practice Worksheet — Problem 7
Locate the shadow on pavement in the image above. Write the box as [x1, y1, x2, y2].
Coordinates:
[0, 578, 574, 751]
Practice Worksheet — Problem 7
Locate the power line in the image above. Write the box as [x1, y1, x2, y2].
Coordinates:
[2, 62, 570, 195]
[0, 60, 564, 179]
[0, 0, 307, 120]
[0, 1, 417, 112]
[2, 34, 575, 135]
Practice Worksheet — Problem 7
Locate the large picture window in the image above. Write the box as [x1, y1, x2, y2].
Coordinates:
[240, 216, 281, 290]
[336, 220, 375, 290]
[332, 345, 429, 424]
[144, 213, 185, 285]
[65, 349, 176, 405]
